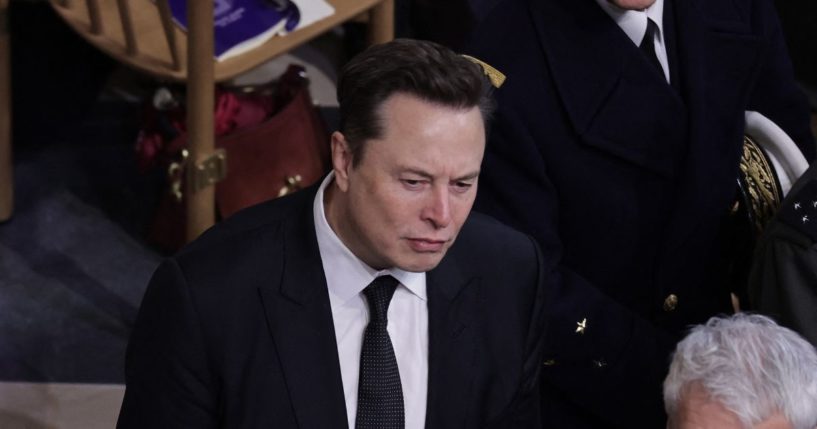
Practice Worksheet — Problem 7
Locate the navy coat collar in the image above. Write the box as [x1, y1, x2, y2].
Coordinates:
[528, 0, 762, 253]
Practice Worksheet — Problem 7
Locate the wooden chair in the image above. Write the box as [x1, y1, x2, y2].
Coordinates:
[0, 0, 394, 241]
[728, 111, 810, 311]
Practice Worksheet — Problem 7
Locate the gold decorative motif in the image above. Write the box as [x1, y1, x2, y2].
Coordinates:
[593, 359, 607, 369]
[543, 359, 557, 367]
[278, 174, 303, 197]
[461, 54, 506, 88]
[663, 294, 678, 312]
[575, 318, 587, 335]
[738, 136, 781, 233]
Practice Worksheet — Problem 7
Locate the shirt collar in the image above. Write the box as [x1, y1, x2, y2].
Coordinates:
[594, 0, 665, 46]
[313, 172, 427, 304]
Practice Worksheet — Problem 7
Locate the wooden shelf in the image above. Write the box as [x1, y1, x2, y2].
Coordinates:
[51, 0, 391, 82]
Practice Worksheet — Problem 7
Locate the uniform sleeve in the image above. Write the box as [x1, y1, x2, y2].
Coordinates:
[749, 171, 817, 346]
[475, 107, 673, 427]
[117, 259, 219, 429]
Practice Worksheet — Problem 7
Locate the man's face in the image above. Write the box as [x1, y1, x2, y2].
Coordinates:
[327, 92, 485, 272]
[669, 383, 793, 429]
[607, 0, 657, 10]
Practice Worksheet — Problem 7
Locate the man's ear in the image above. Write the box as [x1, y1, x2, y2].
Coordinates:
[331, 131, 353, 192]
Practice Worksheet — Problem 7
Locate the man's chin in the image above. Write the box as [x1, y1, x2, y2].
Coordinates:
[396, 254, 447, 273]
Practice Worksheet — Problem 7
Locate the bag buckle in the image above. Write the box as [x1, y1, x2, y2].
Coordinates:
[167, 148, 228, 201]
[189, 149, 228, 194]
[167, 149, 189, 202]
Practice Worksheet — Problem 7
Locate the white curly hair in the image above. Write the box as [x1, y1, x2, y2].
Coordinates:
[663, 313, 817, 429]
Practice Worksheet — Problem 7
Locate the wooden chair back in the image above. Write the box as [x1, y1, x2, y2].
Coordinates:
[0, 0, 394, 238]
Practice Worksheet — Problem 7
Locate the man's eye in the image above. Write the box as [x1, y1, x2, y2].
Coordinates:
[401, 179, 425, 189]
[452, 181, 473, 192]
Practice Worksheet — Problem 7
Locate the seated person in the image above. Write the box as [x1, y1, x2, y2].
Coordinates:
[663, 313, 817, 429]
[116, 39, 549, 428]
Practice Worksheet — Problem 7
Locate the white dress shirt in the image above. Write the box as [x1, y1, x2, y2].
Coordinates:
[595, 0, 670, 83]
[313, 172, 429, 429]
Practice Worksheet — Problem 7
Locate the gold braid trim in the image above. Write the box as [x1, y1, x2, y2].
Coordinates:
[739, 136, 781, 233]
[461, 54, 506, 88]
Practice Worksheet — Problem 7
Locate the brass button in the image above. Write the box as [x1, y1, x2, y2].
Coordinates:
[663, 294, 679, 312]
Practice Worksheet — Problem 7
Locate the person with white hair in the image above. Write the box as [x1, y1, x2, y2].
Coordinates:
[664, 313, 817, 429]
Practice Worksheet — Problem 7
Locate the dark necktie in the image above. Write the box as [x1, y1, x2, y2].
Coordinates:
[640, 18, 664, 77]
[356, 275, 404, 429]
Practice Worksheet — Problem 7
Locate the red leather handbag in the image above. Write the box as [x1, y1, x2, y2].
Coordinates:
[139, 64, 330, 252]
[215, 73, 330, 218]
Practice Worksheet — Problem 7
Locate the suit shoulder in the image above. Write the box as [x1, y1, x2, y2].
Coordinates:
[175, 186, 314, 264]
[455, 211, 540, 261]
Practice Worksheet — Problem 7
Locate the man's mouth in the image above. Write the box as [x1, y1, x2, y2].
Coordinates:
[406, 238, 447, 252]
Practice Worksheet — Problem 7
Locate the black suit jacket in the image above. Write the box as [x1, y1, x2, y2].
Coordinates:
[466, 0, 815, 427]
[117, 184, 549, 428]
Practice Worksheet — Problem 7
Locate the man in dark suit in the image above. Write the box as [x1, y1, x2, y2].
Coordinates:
[465, 0, 815, 427]
[117, 39, 548, 428]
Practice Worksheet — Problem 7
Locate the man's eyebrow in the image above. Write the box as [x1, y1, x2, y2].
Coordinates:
[399, 168, 434, 180]
[399, 168, 481, 182]
[454, 171, 480, 182]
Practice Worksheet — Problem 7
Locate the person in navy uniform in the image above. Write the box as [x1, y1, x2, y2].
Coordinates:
[465, 0, 816, 426]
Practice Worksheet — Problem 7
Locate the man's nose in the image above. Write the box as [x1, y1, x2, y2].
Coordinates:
[422, 186, 452, 229]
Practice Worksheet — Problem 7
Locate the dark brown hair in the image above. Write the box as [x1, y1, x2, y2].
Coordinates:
[337, 38, 495, 166]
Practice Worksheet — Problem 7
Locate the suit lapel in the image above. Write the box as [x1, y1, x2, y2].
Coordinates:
[424, 250, 479, 428]
[660, 0, 763, 255]
[258, 191, 349, 428]
[530, 0, 686, 178]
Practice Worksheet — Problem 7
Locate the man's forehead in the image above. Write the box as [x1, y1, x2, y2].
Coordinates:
[673, 384, 742, 428]
[377, 91, 481, 114]
[378, 96, 484, 138]
[674, 384, 793, 429]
